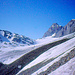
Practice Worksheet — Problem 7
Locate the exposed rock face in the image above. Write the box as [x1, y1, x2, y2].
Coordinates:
[0, 30, 34, 45]
[55, 19, 75, 37]
[43, 19, 75, 37]
[43, 23, 63, 37]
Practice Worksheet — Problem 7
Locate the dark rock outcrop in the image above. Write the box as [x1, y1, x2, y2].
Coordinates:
[0, 62, 4, 68]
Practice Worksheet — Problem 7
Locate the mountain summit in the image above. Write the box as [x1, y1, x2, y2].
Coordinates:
[43, 19, 75, 37]
[43, 23, 63, 37]
[55, 19, 75, 37]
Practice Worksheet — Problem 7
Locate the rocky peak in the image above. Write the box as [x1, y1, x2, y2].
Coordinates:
[43, 23, 63, 37]
[43, 19, 75, 37]
[51, 23, 58, 26]
[55, 19, 75, 37]
[0, 30, 12, 39]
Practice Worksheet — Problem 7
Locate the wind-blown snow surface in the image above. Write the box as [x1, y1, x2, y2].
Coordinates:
[48, 57, 75, 75]
[0, 36, 58, 64]
[17, 37, 75, 75]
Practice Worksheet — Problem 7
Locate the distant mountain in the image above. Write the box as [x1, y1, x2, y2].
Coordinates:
[55, 19, 75, 37]
[43, 23, 63, 37]
[43, 19, 75, 37]
[0, 30, 34, 45]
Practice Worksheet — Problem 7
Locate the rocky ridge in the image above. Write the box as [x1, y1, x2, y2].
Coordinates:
[43, 19, 75, 37]
[55, 19, 75, 37]
[43, 23, 63, 37]
[0, 30, 34, 46]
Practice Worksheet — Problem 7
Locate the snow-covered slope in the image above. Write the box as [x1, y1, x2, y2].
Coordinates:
[35, 36, 58, 45]
[0, 35, 58, 64]
[17, 37, 75, 75]
[0, 32, 75, 64]
[48, 57, 75, 75]
[0, 30, 34, 47]
[0, 32, 75, 75]
[0, 34, 9, 42]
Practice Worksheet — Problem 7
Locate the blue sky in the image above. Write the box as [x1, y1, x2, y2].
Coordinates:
[0, 0, 75, 39]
